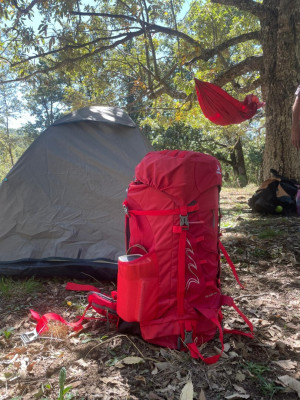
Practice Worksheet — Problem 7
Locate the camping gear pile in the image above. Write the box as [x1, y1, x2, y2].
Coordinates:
[248, 169, 299, 215]
[26, 150, 253, 365]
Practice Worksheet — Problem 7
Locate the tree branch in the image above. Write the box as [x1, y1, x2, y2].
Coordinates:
[11, 0, 41, 14]
[10, 30, 141, 67]
[0, 29, 146, 84]
[71, 11, 202, 47]
[138, 62, 187, 100]
[185, 31, 261, 65]
[213, 55, 263, 87]
[197, 143, 233, 165]
[210, 0, 270, 18]
[242, 78, 262, 93]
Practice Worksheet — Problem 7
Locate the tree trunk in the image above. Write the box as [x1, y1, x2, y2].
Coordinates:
[230, 137, 248, 187]
[5, 119, 14, 167]
[261, 0, 300, 181]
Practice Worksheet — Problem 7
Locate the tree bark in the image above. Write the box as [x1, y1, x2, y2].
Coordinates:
[230, 137, 248, 187]
[260, 0, 300, 180]
[212, 0, 300, 181]
[5, 122, 14, 167]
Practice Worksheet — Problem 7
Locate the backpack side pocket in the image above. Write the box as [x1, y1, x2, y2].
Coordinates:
[117, 252, 159, 322]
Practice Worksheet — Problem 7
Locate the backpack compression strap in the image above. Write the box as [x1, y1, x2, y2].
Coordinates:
[184, 312, 225, 364]
[124, 202, 200, 316]
[187, 295, 254, 364]
[219, 241, 245, 288]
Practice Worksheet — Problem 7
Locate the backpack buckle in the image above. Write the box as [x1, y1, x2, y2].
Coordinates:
[177, 330, 193, 350]
[180, 215, 189, 229]
[184, 330, 193, 344]
[123, 204, 130, 216]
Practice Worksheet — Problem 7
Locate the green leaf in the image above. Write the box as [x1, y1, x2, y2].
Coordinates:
[58, 367, 67, 400]
[63, 386, 72, 395]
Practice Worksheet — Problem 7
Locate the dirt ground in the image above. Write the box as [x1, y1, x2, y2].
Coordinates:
[0, 186, 299, 400]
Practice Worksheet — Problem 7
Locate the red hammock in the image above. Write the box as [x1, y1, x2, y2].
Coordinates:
[195, 78, 264, 126]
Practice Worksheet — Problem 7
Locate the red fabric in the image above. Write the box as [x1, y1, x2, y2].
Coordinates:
[195, 79, 264, 126]
[30, 309, 86, 335]
[124, 150, 223, 351]
[222, 295, 254, 338]
[66, 282, 101, 293]
[219, 241, 244, 288]
[117, 252, 159, 322]
[123, 202, 199, 216]
[30, 286, 118, 336]
[122, 150, 253, 363]
[176, 226, 187, 316]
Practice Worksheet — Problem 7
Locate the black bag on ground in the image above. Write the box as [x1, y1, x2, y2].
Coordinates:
[248, 169, 298, 215]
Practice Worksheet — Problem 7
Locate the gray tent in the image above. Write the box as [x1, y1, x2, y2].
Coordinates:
[0, 106, 152, 279]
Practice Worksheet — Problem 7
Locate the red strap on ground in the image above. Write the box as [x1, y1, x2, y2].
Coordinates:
[65, 282, 101, 293]
[219, 241, 244, 288]
[30, 306, 90, 335]
[30, 288, 118, 336]
[186, 311, 224, 364]
[222, 295, 254, 338]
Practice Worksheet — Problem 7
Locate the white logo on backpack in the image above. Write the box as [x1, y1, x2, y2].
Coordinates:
[186, 238, 199, 291]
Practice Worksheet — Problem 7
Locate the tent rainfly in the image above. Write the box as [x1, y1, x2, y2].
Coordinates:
[0, 106, 153, 280]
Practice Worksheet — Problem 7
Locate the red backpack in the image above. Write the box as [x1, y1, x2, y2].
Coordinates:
[27, 150, 253, 364]
[118, 150, 253, 363]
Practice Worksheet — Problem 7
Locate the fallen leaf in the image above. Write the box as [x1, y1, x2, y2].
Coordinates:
[159, 348, 169, 357]
[4, 347, 27, 359]
[273, 360, 297, 370]
[278, 375, 300, 397]
[69, 380, 82, 388]
[114, 361, 125, 369]
[199, 388, 207, 400]
[135, 375, 146, 384]
[75, 358, 90, 368]
[159, 384, 177, 393]
[100, 377, 118, 384]
[214, 346, 229, 358]
[225, 367, 233, 376]
[27, 362, 35, 372]
[224, 393, 250, 400]
[224, 342, 231, 352]
[233, 384, 247, 394]
[154, 362, 172, 371]
[235, 371, 246, 382]
[122, 356, 145, 365]
[33, 388, 44, 398]
[292, 340, 300, 350]
[148, 392, 164, 400]
[180, 380, 193, 400]
[211, 383, 223, 391]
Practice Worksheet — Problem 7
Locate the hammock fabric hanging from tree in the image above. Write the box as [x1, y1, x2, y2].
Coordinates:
[195, 78, 264, 126]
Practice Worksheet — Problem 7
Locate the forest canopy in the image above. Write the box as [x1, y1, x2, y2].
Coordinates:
[0, 0, 299, 183]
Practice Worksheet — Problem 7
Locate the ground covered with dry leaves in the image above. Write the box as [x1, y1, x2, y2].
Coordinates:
[0, 186, 300, 400]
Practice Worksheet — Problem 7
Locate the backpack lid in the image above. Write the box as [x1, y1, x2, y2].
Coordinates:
[134, 150, 222, 204]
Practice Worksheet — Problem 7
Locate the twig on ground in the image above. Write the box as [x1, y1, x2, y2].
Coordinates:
[235, 292, 270, 300]
[84, 334, 159, 362]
